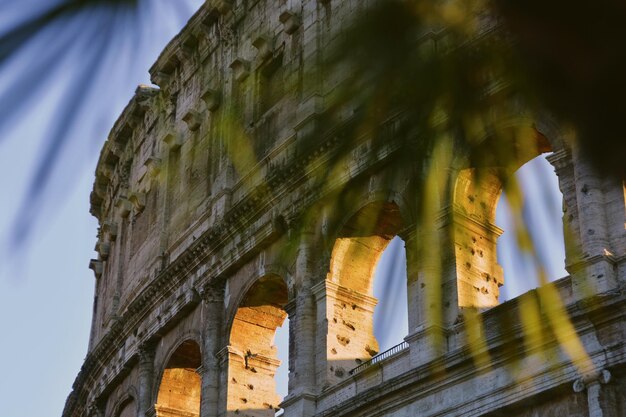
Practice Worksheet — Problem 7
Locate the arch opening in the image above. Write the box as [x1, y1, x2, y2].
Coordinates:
[451, 126, 565, 310]
[226, 274, 289, 417]
[326, 201, 408, 381]
[115, 398, 136, 417]
[155, 340, 202, 417]
[373, 235, 409, 352]
[495, 153, 567, 301]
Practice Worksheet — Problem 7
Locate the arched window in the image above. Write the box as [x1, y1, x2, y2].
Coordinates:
[452, 129, 565, 311]
[373, 235, 409, 352]
[326, 201, 409, 381]
[226, 274, 289, 416]
[116, 398, 136, 417]
[155, 340, 201, 417]
[496, 154, 567, 301]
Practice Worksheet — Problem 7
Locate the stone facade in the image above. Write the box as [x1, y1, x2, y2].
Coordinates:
[64, 1, 626, 417]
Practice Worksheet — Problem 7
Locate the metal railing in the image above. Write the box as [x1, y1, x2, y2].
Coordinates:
[348, 341, 409, 376]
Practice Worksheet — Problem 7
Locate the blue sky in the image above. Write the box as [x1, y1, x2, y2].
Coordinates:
[0, 2, 202, 415]
[0, 2, 567, 415]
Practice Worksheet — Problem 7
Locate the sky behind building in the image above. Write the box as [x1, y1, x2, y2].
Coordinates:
[0, 2, 202, 415]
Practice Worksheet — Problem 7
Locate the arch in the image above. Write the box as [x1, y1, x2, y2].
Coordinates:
[225, 270, 290, 338]
[495, 154, 567, 301]
[329, 201, 403, 294]
[111, 386, 137, 417]
[113, 395, 137, 417]
[451, 123, 564, 309]
[323, 183, 415, 255]
[154, 339, 202, 417]
[322, 200, 407, 384]
[225, 273, 289, 416]
[152, 329, 203, 399]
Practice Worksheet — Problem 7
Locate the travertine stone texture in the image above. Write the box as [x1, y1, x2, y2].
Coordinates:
[64, 1, 626, 417]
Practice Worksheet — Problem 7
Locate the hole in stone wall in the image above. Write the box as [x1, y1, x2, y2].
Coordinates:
[155, 339, 201, 417]
[373, 235, 409, 352]
[274, 317, 289, 400]
[327, 201, 409, 381]
[227, 274, 288, 416]
[496, 154, 567, 302]
[116, 399, 136, 417]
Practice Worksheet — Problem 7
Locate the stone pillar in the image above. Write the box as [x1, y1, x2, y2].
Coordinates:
[294, 0, 326, 136]
[558, 147, 621, 297]
[313, 279, 378, 386]
[445, 167, 505, 312]
[547, 148, 582, 272]
[281, 230, 317, 417]
[138, 343, 156, 417]
[404, 232, 447, 367]
[451, 212, 503, 310]
[215, 346, 231, 417]
[200, 285, 225, 417]
[573, 370, 618, 417]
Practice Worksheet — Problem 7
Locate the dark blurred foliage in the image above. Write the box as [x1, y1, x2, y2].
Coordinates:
[0, 0, 135, 64]
[2, 0, 623, 251]
[492, 0, 626, 178]
[317, 0, 625, 181]
[290, 0, 619, 372]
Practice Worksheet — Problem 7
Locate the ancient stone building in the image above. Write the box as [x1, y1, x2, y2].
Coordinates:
[63, 1, 626, 416]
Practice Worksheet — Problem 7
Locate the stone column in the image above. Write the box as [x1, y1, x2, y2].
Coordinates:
[200, 284, 225, 417]
[557, 147, 621, 297]
[451, 212, 503, 310]
[216, 345, 234, 417]
[404, 201, 481, 365]
[404, 231, 447, 367]
[547, 148, 582, 273]
[138, 343, 156, 417]
[313, 279, 378, 386]
[573, 370, 618, 417]
[281, 230, 317, 417]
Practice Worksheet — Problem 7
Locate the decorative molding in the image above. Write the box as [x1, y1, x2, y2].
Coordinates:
[213, 0, 233, 15]
[115, 198, 133, 218]
[144, 156, 162, 178]
[197, 284, 225, 303]
[177, 35, 198, 61]
[95, 241, 111, 260]
[102, 221, 118, 241]
[229, 58, 250, 82]
[252, 34, 274, 61]
[572, 369, 612, 393]
[151, 71, 171, 89]
[279, 10, 300, 35]
[182, 109, 202, 131]
[139, 343, 156, 367]
[89, 259, 103, 278]
[201, 88, 221, 112]
[128, 192, 146, 213]
[100, 164, 114, 179]
[163, 132, 185, 150]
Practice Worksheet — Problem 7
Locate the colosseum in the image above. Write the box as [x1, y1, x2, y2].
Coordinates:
[63, 1, 626, 416]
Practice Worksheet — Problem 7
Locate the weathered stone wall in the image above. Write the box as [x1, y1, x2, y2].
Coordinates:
[65, 1, 626, 417]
